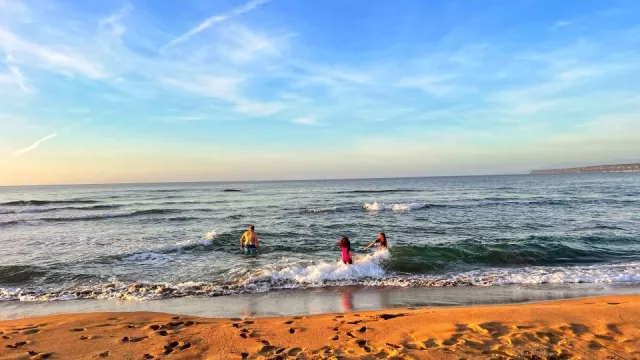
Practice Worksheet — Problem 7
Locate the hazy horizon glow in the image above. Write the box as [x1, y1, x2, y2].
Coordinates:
[1, 0, 640, 185]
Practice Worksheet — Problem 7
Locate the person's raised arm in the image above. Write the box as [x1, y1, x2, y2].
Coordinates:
[363, 240, 377, 250]
[255, 236, 260, 254]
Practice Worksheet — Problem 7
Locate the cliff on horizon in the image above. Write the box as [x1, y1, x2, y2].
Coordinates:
[531, 163, 640, 174]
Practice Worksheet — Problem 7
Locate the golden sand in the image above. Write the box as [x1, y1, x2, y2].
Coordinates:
[1, 295, 638, 359]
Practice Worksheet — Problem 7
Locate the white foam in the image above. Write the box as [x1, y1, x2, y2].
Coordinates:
[363, 202, 427, 212]
[243, 250, 390, 285]
[306, 206, 339, 213]
[121, 252, 172, 265]
[4, 259, 640, 302]
[153, 231, 217, 252]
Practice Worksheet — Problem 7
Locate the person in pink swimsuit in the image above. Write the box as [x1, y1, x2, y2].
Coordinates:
[338, 236, 353, 265]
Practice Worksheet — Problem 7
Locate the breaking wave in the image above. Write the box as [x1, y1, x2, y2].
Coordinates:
[3, 258, 640, 301]
[363, 202, 428, 211]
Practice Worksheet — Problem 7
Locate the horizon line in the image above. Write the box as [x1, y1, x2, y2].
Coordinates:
[0, 172, 534, 188]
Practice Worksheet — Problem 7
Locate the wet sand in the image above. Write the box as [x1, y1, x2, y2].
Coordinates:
[1, 295, 638, 359]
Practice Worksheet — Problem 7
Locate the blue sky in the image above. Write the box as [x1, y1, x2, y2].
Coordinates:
[1, 0, 639, 185]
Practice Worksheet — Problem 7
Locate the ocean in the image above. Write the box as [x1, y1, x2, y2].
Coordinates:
[1, 174, 639, 305]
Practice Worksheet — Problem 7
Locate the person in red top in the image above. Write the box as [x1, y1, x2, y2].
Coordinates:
[338, 236, 353, 264]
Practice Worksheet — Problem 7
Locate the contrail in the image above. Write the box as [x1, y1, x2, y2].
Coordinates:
[14, 133, 57, 156]
[12, 110, 113, 157]
[162, 0, 271, 50]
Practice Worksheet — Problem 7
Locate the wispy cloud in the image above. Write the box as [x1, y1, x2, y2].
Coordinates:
[218, 25, 288, 63]
[161, 75, 283, 116]
[395, 75, 461, 97]
[292, 117, 319, 126]
[0, 27, 106, 78]
[9, 65, 30, 92]
[14, 133, 57, 156]
[549, 20, 572, 30]
[162, 0, 272, 49]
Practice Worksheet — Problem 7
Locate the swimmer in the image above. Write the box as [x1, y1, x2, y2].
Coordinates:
[364, 232, 388, 251]
[240, 225, 260, 255]
[338, 236, 353, 265]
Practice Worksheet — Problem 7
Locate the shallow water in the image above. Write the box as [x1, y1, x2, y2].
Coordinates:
[1, 174, 639, 301]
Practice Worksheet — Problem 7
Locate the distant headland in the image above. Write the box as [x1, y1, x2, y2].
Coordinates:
[531, 163, 640, 175]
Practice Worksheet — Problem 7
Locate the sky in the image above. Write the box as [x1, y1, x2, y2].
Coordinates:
[1, 0, 639, 185]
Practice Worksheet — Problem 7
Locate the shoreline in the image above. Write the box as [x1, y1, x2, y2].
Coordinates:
[1, 295, 639, 359]
[3, 283, 640, 321]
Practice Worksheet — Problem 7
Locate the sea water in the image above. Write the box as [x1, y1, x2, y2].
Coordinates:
[1, 174, 639, 302]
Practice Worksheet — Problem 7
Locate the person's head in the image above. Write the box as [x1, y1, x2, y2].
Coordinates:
[378, 232, 387, 246]
[339, 236, 350, 248]
[249, 225, 255, 232]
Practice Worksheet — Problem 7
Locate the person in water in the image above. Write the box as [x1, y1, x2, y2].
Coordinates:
[364, 232, 388, 251]
[338, 236, 353, 264]
[240, 225, 260, 255]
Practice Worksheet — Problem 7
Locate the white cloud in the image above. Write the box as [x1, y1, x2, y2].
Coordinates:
[8, 65, 30, 92]
[162, 0, 272, 49]
[395, 75, 459, 97]
[549, 20, 572, 30]
[14, 133, 57, 156]
[219, 25, 286, 63]
[292, 117, 319, 126]
[236, 100, 283, 116]
[162, 76, 283, 116]
[162, 75, 243, 101]
[0, 27, 106, 78]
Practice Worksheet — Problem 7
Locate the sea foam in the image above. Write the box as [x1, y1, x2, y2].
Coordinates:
[363, 202, 427, 212]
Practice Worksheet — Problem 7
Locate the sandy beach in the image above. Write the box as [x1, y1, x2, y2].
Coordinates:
[1, 295, 638, 360]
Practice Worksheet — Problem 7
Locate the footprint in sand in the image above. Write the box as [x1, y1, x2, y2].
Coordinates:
[70, 328, 86, 332]
[6, 340, 28, 349]
[283, 320, 294, 325]
[98, 350, 109, 357]
[143, 354, 154, 359]
[377, 313, 406, 320]
[259, 345, 278, 355]
[588, 340, 603, 350]
[156, 330, 169, 336]
[163, 341, 180, 355]
[32, 352, 53, 359]
[607, 323, 623, 335]
[287, 348, 303, 356]
[21, 328, 41, 335]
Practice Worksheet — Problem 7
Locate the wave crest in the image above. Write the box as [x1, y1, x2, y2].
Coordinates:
[363, 202, 428, 211]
